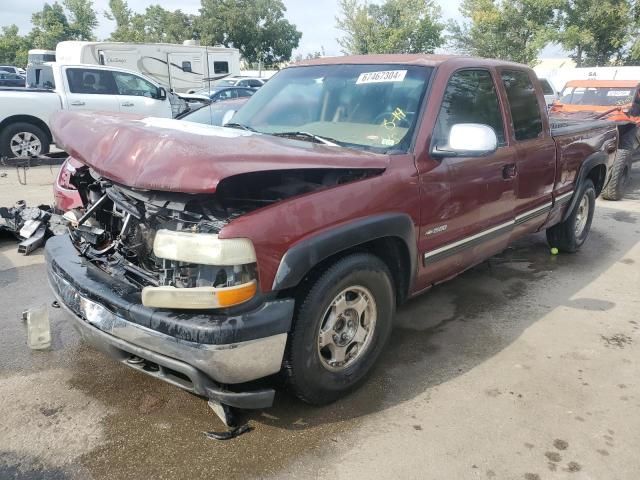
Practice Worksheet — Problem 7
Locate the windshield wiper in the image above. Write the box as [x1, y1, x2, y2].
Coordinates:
[270, 131, 341, 146]
[224, 122, 258, 132]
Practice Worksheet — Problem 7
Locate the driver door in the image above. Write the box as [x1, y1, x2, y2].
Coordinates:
[112, 71, 170, 117]
[417, 69, 517, 287]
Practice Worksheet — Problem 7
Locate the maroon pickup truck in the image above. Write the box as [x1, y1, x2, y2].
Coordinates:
[46, 55, 618, 421]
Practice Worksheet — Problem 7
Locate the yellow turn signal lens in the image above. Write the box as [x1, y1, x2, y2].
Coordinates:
[142, 280, 257, 309]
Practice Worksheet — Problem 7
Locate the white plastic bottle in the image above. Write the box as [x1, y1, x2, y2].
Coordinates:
[26, 305, 51, 349]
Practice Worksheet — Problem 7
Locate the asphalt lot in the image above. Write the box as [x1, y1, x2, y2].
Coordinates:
[1, 165, 639, 480]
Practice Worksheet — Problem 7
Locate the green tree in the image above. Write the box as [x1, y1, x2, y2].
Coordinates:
[64, 0, 98, 40]
[141, 6, 196, 44]
[104, 0, 138, 41]
[30, 2, 73, 50]
[336, 0, 444, 54]
[448, 0, 559, 65]
[197, 0, 302, 66]
[29, 1, 98, 49]
[0, 25, 30, 66]
[105, 1, 196, 43]
[555, 0, 634, 66]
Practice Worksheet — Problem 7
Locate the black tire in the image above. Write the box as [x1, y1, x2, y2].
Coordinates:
[283, 253, 395, 405]
[602, 139, 633, 201]
[546, 179, 596, 253]
[0, 122, 50, 159]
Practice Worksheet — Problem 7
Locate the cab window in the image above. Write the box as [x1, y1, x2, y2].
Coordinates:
[501, 70, 543, 141]
[540, 79, 554, 95]
[433, 69, 506, 148]
[66, 68, 117, 95]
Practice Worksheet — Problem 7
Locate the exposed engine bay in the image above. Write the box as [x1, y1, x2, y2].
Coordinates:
[68, 167, 382, 290]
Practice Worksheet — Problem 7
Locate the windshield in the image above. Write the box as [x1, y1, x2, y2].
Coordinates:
[560, 86, 637, 106]
[232, 64, 433, 152]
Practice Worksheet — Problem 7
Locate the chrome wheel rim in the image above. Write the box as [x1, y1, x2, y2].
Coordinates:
[317, 286, 377, 372]
[9, 132, 42, 158]
[574, 195, 589, 237]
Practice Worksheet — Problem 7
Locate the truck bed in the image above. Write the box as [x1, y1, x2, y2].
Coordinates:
[550, 117, 613, 136]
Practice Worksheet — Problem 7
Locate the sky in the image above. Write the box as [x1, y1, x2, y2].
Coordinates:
[0, 0, 464, 57]
[0, 0, 562, 57]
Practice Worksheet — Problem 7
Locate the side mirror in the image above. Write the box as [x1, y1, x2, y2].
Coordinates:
[157, 86, 167, 100]
[221, 110, 236, 125]
[432, 123, 498, 158]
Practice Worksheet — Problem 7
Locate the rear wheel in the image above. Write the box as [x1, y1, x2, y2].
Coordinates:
[283, 253, 395, 405]
[602, 137, 633, 200]
[546, 179, 596, 253]
[0, 122, 50, 159]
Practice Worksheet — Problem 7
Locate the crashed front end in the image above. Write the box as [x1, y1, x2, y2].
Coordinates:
[46, 172, 295, 410]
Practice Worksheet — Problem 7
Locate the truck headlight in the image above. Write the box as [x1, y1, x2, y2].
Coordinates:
[153, 229, 256, 266]
[143, 229, 258, 309]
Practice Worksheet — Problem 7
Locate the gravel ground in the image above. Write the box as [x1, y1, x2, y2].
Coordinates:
[1, 165, 639, 480]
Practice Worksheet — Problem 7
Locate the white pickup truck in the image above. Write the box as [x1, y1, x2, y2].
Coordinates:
[0, 63, 187, 158]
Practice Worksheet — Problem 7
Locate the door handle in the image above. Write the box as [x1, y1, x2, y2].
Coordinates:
[502, 163, 517, 179]
[70, 101, 85, 106]
[121, 102, 134, 107]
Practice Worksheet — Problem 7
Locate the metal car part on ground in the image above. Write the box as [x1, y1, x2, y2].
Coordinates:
[0, 200, 68, 255]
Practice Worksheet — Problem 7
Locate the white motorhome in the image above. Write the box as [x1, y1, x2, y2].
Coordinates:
[55, 41, 241, 93]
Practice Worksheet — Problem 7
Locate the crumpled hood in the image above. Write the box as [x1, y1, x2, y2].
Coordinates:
[51, 111, 389, 193]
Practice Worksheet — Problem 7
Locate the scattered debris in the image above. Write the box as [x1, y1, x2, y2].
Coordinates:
[51, 301, 60, 309]
[1, 153, 67, 186]
[0, 201, 68, 255]
[0, 172, 7, 178]
[601, 333, 633, 349]
[204, 424, 253, 441]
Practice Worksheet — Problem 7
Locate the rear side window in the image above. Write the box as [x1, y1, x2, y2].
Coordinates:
[501, 70, 543, 141]
[540, 79, 554, 95]
[433, 69, 506, 147]
[66, 68, 117, 95]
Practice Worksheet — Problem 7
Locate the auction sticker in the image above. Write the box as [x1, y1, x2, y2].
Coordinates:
[606, 90, 632, 97]
[356, 70, 407, 84]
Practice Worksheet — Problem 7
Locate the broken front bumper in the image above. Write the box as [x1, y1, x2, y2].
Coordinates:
[45, 235, 295, 409]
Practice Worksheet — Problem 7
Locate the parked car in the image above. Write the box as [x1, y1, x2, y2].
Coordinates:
[0, 72, 25, 87]
[183, 86, 256, 103]
[0, 65, 26, 75]
[185, 76, 266, 93]
[54, 98, 250, 212]
[0, 63, 188, 158]
[539, 77, 559, 108]
[213, 76, 267, 88]
[46, 55, 617, 424]
[550, 79, 640, 200]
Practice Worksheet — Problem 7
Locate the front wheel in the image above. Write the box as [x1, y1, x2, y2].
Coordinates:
[546, 179, 596, 253]
[283, 253, 395, 405]
[0, 122, 50, 159]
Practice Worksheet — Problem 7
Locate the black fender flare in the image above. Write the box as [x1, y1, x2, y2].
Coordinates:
[271, 213, 417, 292]
[563, 151, 608, 221]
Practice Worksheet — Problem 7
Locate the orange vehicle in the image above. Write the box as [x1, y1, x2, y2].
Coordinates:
[550, 79, 640, 200]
